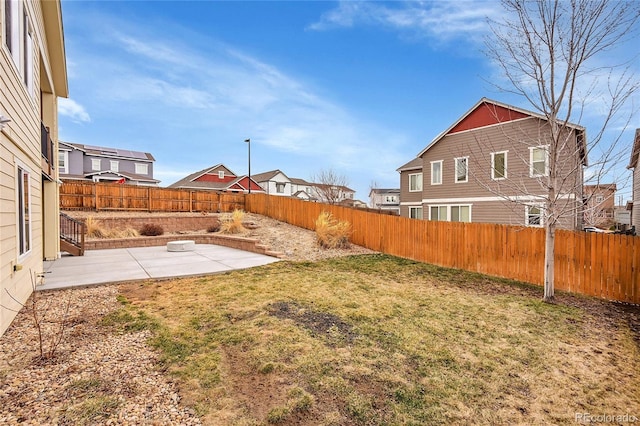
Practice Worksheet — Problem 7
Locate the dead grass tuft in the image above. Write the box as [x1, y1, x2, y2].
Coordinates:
[85, 216, 106, 238]
[220, 209, 247, 234]
[315, 211, 351, 249]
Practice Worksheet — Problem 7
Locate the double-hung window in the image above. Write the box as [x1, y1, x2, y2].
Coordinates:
[276, 182, 286, 193]
[491, 151, 507, 180]
[58, 151, 68, 174]
[454, 157, 468, 183]
[17, 166, 31, 257]
[530, 146, 549, 177]
[91, 158, 101, 171]
[429, 205, 471, 223]
[409, 173, 422, 192]
[431, 160, 442, 185]
[110, 160, 119, 172]
[135, 163, 148, 175]
[409, 206, 423, 219]
[526, 205, 544, 227]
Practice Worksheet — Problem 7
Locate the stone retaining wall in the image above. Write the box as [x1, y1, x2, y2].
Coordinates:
[85, 234, 284, 258]
[85, 215, 220, 233]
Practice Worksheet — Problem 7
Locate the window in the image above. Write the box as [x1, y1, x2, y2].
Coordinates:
[429, 205, 471, 223]
[431, 160, 442, 185]
[135, 163, 148, 175]
[430, 206, 448, 221]
[451, 205, 471, 222]
[385, 195, 397, 203]
[218, 170, 224, 179]
[491, 151, 507, 180]
[595, 195, 604, 203]
[526, 205, 543, 227]
[409, 173, 422, 192]
[454, 157, 468, 183]
[530, 146, 549, 177]
[110, 161, 119, 172]
[58, 151, 68, 174]
[23, 10, 33, 94]
[276, 182, 286, 193]
[409, 206, 423, 219]
[4, 0, 19, 65]
[91, 158, 101, 171]
[17, 166, 31, 256]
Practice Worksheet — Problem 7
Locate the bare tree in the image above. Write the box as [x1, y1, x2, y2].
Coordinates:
[310, 168, 350, 205]
[485, 0, 639, 302]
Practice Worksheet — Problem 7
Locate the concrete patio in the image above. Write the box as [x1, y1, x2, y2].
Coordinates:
[40, 244, 280, 290]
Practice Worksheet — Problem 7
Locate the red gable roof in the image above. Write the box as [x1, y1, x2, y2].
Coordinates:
[195, 173, 237, 183]
[448, 102, 529, 134]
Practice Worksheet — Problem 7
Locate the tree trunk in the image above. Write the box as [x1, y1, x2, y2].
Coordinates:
[543, 223, 555, 302]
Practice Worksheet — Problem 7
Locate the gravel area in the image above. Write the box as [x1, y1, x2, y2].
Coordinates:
[0, 213, 374, 425]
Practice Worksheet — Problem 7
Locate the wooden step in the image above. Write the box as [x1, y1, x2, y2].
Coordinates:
[60, 238, 84, 256]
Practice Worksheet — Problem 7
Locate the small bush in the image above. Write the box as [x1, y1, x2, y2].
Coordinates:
[207, 220, 221, 233]
[139, 223, 164, 236]
[315, 211, 351, 249]
[220, 209, 246, 234]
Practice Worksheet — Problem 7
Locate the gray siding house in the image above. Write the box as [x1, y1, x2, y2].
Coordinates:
[59, 142, 159, 185]
[398, 98, 586, 230]
[628, 129, 640, 231]
[369, 188, 400, 214]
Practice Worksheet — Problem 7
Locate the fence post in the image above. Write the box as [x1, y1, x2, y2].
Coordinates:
[148, 187, 152, 212]
[95, 184, 99, 211]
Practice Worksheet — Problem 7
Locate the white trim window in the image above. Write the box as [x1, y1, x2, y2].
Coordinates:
[454, 157, 468, 183]
[135, 163, 149, 175]
[91, 158, 101, 171]
[276, 182, 286, 193]
[218, 170, 224, 179]
[429, 204, 471, 223]
[409, 173, 423, 192]
[526, 204, 544, 227]
[23, 10, 33, 95]
[4, 0, 20, 66]
[409, 206, 423, 219]
[491, 151, 507, 180]
[431, 160, 443, 185]
[58, 150, 69, 174]
[110, 160, 119, 172]
[17, 166, 32, 257]
[530, 145, 549, 177]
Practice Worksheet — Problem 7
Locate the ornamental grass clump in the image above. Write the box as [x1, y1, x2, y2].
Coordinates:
[220, 209, 246, 234]
[85, 216, 106, 238]
[315, 211, 351, 249]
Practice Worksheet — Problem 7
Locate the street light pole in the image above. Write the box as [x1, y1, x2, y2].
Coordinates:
[244, 138, 251, 194]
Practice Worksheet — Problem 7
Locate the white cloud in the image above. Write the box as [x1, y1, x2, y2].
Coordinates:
[58, 98, 90, 123]
[308, 1, 501, 41]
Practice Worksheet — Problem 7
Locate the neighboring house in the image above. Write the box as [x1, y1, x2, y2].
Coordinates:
[311, 183, 356, 205]
[59, 141, 159, 186]
[583, 183, 617, 228]
[169, 164, 264, 193]
[369, 188, 400, 214]
[628, 129, 640, 231]
[252, 169, 293, 196]
[290, 177, 317, 201]
[398, 98, 586, 229]
[397, 158, 424, 219]
[1, 0, 68, 335]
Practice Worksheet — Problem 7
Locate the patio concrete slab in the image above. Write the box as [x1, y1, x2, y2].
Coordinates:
[40, 244, 280, 291]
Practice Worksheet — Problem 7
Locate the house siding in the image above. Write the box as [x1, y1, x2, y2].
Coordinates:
[1, 0, 67, 335]
[633, 166, 640, 230]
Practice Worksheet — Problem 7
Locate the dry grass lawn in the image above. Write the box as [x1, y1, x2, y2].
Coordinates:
[110, 254, 640, 425]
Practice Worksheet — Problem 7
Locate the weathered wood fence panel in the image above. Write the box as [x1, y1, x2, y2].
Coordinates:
[60, 182, 245, 213]
[245, 193, 639, 305]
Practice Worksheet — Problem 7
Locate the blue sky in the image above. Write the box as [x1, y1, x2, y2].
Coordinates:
[58, 1, 639, 203]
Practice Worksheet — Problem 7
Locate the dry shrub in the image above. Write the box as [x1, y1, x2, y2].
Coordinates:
[139, 223, 164, 236]
[113, 228, 139, 238]
[315, 211, 350, 249]
[207, 222, 221, 233]
[220, 209, 246, 234]
[85, 216, 107, 238]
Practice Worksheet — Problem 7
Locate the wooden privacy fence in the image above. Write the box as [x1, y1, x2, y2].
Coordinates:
[60, 182, 246, 213]
[245, 193, 640, 305]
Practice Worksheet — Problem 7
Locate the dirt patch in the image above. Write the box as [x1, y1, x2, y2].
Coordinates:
[268, 301, 358, 346]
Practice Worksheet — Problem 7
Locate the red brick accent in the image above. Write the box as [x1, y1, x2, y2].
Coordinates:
[87, 215, 220, 233]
